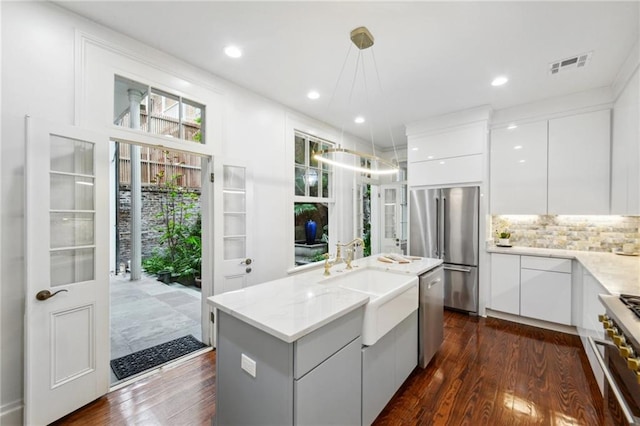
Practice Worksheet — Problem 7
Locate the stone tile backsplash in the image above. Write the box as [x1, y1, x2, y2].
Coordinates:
[491, 215, 640, 253]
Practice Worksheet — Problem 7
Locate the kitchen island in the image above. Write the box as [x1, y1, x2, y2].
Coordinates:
[207, 256, 441, 425]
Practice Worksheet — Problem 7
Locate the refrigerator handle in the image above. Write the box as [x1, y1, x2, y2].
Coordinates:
[443, 265, 472, 273]
[435, 197, 440, 258]
[442, 196, 447, 258]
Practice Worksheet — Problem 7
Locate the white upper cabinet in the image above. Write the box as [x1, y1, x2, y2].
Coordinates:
[490, 121, 548, 214]
[611, 70, 640, 215]
[407, 123, 486, 187]
[548, 109, 611, 214]
[407, 108, 490, 188]
[408, 125, 484, 162]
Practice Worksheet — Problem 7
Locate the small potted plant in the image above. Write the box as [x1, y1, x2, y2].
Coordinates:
[496, 230, 511, 246]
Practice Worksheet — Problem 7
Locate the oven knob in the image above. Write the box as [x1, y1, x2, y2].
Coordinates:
[598, 314, 609, 323]
[606, 327, 618, 338]
[601, 320, 613, 329]
[613, 334, 626, 347]
[619, 345, 634, 359]
[628, 357, 640, 372]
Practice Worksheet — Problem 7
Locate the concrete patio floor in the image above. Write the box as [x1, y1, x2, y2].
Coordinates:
[110, 272, 203, 383]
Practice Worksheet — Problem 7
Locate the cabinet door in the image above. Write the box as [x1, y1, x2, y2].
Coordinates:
[295, 337, 362, 426]
[490, 254, 520, 315]
[611, 72, 640, 215]
[548, 110, 611, 214]
[520, 269, 572, 325]
[408, 124, 484, 162]
[490, 121, 548, 214]
[409, 154, 483, 186]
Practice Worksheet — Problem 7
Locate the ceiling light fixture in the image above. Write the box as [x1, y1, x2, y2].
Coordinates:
[224, 45, 242, 58]
[507, 124, 518, 130]
[491, 76, 508, 86]
[307, 90, 320, 100]
[313, 26, 399, 176]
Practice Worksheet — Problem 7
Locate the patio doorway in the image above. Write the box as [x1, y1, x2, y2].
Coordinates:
[109, 142, 207, 385]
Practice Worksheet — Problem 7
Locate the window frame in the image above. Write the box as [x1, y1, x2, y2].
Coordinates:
[114, 75, 206, 145]
[292, 131, 335, 268]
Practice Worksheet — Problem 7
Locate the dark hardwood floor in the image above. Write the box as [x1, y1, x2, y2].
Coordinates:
[54, 311, 603, 425]
[52, 351, 216, 426]
[374, 311, 604, 425]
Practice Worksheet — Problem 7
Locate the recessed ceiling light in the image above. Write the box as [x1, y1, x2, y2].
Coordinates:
[507, 124, 518, 130]
[519, 159, 526, 163]
[514, 145, 523, 150]
[354, 116, 365, 124]
[427, 155, 434, 159]
[307, 91, 320, 100]
[439, 161, 445, 165]
[411, 147, 419, 151]
[224, 45, 242, 58]
[491, 76, 508, 86]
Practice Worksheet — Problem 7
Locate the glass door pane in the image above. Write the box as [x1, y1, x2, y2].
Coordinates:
[49, 136, 96, 286]
[223, 165, 246, 260]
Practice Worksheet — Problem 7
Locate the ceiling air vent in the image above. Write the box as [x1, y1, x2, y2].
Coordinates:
[549, 51, 592, 75]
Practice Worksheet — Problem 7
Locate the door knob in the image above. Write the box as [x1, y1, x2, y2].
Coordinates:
[35, 289, 68, 301]
[246, 267, 252, 273]
[241, 258, 252, 265]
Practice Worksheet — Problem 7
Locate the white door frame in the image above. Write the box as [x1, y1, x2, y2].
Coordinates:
[109, 132, 215, 347]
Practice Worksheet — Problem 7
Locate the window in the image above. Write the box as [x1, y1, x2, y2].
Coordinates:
[114, 75, 205, 144]
[294, 132, 333, 266]
[294, 132, 332, 198]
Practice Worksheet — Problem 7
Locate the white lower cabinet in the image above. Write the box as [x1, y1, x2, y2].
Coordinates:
[490, 253, 520, 315]
[520, 269, 572, 325]
[576, 267, 609, 394]
[490, 254, 573, 326]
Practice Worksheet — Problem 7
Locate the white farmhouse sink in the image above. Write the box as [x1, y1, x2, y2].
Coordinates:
[324, 268, 418, 346]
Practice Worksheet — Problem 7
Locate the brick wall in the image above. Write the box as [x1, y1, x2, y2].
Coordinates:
[118, 185, 201, 266]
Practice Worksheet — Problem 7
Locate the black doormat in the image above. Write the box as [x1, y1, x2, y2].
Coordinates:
[110, 334, 206, 380]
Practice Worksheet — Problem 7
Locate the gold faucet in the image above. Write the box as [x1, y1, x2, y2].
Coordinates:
[323, 239, 365, 276]
[337, 238, 364, 270]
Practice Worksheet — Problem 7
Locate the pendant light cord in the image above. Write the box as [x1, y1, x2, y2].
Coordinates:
[370, 48, 400, 168]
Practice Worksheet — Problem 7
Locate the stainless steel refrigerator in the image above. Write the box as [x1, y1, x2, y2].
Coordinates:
[409, 186, 479, 313]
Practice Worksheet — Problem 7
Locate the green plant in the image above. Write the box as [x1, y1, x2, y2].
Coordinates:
[496, 230, 511, 239]
[294, 203, 317, 221]
[142, 152, 201, 281]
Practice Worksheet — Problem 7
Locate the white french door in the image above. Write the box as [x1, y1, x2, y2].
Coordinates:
[379, 183, 407, 254]
[24, 118, 110, 425]
[217, 163, 254, 294]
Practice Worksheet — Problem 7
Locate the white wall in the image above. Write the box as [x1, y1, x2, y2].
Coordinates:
[0, 2, 372, 423]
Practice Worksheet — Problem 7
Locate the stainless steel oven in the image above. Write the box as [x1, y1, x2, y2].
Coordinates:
[594, 294, 640, 425]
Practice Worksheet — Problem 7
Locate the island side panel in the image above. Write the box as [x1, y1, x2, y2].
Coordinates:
[216, 311, 294, 425]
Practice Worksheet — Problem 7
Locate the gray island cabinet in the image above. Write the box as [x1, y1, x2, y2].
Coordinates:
[208, 257, 442, 425]
[216, 307, 364, 425]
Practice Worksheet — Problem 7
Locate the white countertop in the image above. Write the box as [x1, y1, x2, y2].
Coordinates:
[207, 255, 442, 343]
[487, 246, 640, 295]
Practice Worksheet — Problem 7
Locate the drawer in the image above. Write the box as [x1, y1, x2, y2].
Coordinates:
[294, 306, 363, 379]
[521, 256, 571, 273]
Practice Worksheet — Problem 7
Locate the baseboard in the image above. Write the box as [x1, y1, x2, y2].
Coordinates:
[0, 399, 23, 426]
[486, 309, 578, 335]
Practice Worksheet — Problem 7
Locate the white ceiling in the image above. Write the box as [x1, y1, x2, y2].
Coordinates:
[56, 1, 639, 149]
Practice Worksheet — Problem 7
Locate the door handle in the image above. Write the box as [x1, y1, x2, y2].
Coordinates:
[35, 289, 68, 301]
[240, 258, 252, 265]
[427, 278, 441, 289]
[245, 267, 252, 273]
[444, 266, 472, 273]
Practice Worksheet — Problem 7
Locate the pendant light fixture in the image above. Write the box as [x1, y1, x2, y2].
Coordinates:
[313, 26, 400, 176]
